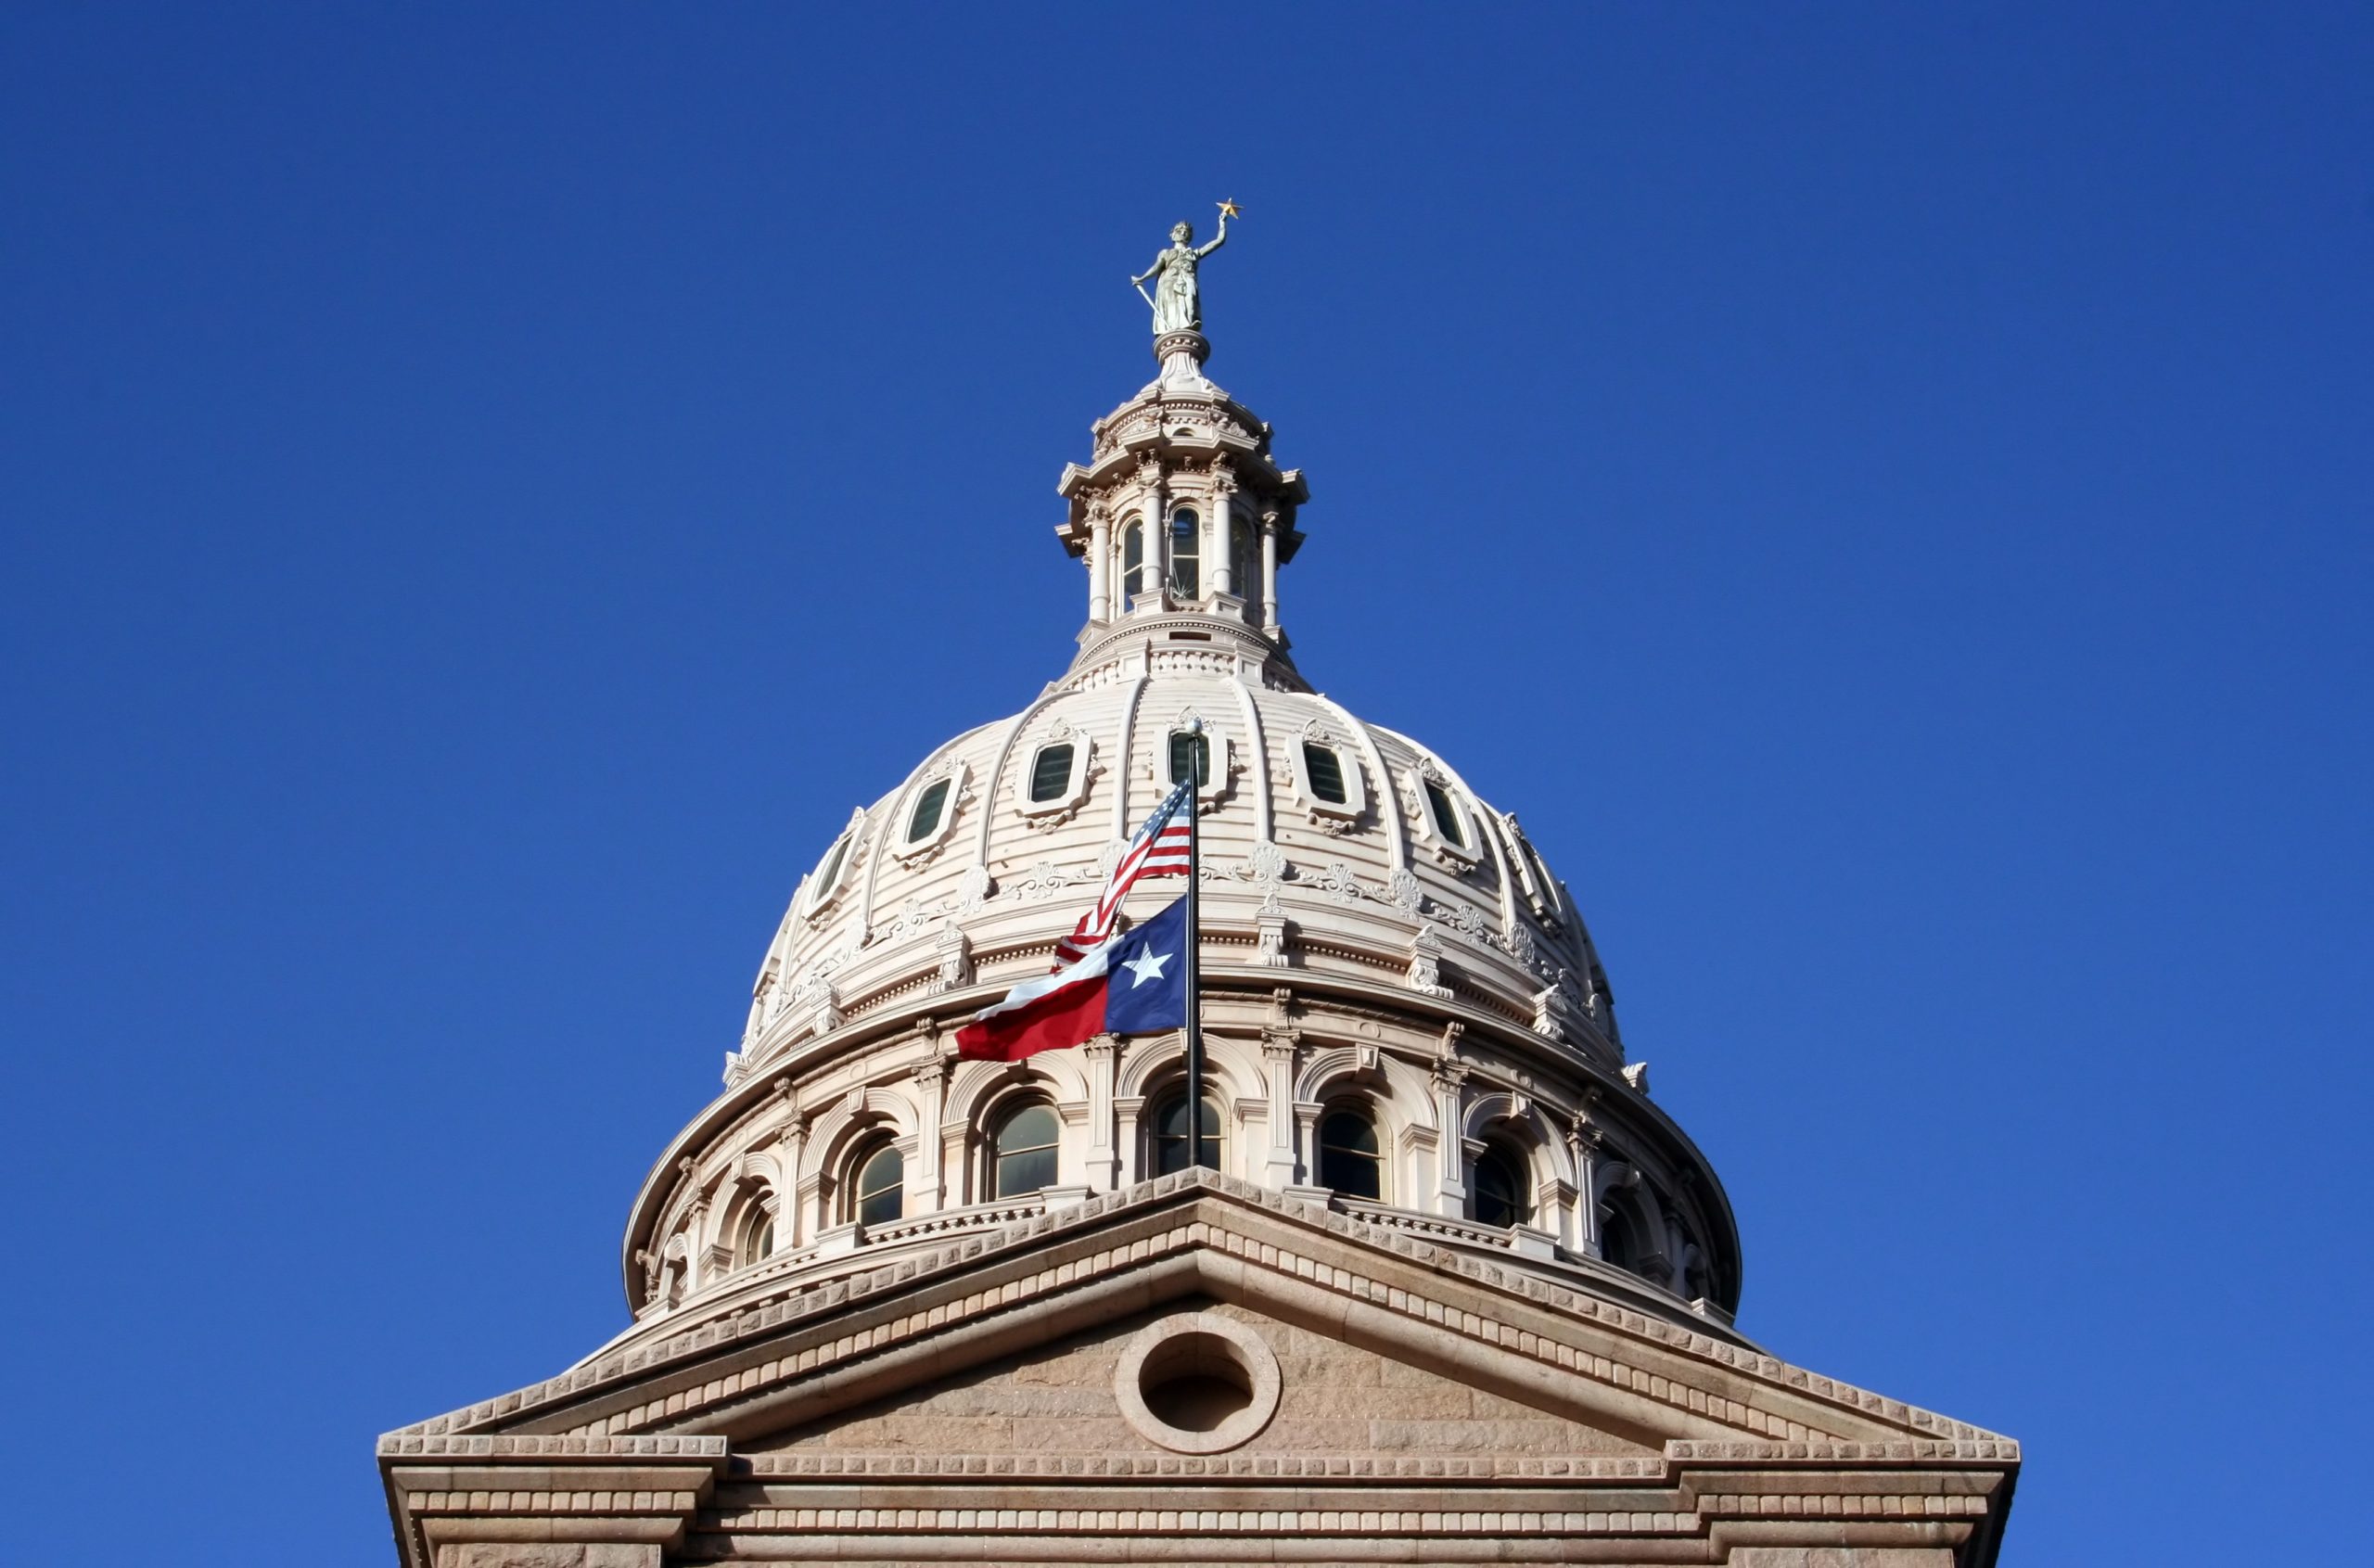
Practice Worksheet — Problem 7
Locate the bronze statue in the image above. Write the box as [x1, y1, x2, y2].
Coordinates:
[1131, 206, 1234, 336]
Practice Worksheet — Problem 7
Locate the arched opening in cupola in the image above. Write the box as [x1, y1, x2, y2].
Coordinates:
[1168, 508, 1200, 597]
[1121, 515, 1146, 595]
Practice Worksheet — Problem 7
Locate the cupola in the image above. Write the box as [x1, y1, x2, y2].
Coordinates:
[1054, 325, 1308, 647]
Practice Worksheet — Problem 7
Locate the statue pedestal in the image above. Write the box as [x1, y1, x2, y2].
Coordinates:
[1154, 330, 1210, 381]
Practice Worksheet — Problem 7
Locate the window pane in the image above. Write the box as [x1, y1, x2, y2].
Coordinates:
[746, 1215, 773, 1262]
[856, 1145, 903, 1227]
[1168, 733, 1208, 787]
[1319, 1108, 1378, 1154]
[994, 1103, 1060, 1198]
[1122, 517, 1143, 576]
[997, 1145, 1056, 1196]
[1601, 1206, 1639, 1270]
[1520, 838, 1554, 905]
[907, 779, 951, 842]
[1028, 744, 1076, 803]
[1168, 509, 1199, 596]
[1423, 780, 1467, 848]
[998, 1103, 1059, 1150]
[813, 835, 850, 899]
[1231, 517, 1256, 601]
[1474, 1147, 1528, 1229]
[1302, 743, 1347, 804]
[1318, 1107, 1382, 1199]
[1154, 1094, 1221, 1175]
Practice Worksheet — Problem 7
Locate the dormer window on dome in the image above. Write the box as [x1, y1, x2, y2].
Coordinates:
[1301, 742, 1347, 805]
[802, 820, 862, 914]
[905, 780, 950, 843]
[1028, 743, 1076, 803]
[1512, 829, 1563, 921]
[1423, 779, 1470, 851]
[1168, 731, 1209, 789]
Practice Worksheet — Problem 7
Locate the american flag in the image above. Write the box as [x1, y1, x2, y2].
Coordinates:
[1050, 779, 1195, 969]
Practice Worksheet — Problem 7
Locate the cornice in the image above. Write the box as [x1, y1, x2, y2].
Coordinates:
[427, 1171, 2000, 1457]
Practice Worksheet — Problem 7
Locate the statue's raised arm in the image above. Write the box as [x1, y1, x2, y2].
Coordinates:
[1196, 209, 1230, 259]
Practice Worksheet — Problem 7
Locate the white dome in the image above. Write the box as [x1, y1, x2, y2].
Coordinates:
[615, 334, 1737, 1345]
[732, 608, 1620, 1086]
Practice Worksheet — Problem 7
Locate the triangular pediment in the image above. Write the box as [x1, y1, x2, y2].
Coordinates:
[381, 1174, 2019, 1568]
[387, 1170, 2011, 1461]
[747, 1296, 1662, 1462]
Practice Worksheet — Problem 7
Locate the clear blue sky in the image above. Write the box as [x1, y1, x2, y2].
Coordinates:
[3, 5, 2367, 1562]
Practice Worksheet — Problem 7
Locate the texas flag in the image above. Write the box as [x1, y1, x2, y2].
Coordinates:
[954, 896, 1188, 1062]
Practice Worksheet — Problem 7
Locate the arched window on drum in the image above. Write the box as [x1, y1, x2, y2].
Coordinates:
[1316, 1103, 1384, 1201]
[1150, 1090, 1221, 1176]
[846, 1140, 904, 1229]
[989, 1102, 1060, 1199]
[1470, 1141, 1532, 1229]
[1600, 1197, 1648, 1274]
[737, 1204, 775, 1267]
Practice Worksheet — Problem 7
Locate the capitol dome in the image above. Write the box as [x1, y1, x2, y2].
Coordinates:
[614, 327, 1742, 1345]
[382, 239, 2016, 1568]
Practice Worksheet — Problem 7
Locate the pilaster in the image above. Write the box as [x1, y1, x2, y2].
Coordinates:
[1430, 1054, 1471, 1217]
[909, 1043, 950, 1214]
[1082, 1033, 1121, 1192]
[1259, 1025, 1300, 1187]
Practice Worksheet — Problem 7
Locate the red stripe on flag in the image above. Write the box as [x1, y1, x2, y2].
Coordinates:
[953, 973, 1106, 1062]
[1046, 826, 1193, 969]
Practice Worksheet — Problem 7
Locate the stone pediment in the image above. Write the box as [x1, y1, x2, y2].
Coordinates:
[383, 1172, 2015, 1567]
[747, 1298, 1663, 1462]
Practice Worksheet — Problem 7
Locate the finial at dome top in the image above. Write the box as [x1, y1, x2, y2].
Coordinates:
[1130, 201, 1238, 375]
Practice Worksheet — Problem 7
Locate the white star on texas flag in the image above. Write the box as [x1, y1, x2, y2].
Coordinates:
[1120, 946, 1173, 988]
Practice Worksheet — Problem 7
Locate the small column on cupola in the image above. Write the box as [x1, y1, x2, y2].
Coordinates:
[1139, 452, 1169, 611]
[1257, 506, 1282, 635]
[1208, 456, 1238, 599]
[1087, 500, 1113, 623]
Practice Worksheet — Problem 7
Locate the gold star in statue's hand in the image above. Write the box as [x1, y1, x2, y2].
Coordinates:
[1217, 198, 1242, 220]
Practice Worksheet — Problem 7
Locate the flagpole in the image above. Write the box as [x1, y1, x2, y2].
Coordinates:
[1183, 720, 1208, 1167]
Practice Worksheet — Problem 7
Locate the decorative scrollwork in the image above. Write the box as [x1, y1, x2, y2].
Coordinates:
[1011, 860, 1097, 902]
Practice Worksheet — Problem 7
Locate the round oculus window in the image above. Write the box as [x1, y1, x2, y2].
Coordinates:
[1112, 1310, 1281, 1454]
